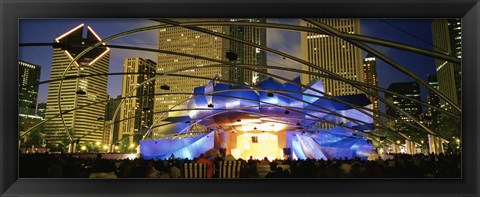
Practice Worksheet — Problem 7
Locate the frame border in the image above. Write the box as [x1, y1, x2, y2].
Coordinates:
[1, 0, 479, 196]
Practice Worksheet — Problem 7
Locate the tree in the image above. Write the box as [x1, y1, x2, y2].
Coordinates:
[22, 130, 43, 147]
[118, 138, 130, 153]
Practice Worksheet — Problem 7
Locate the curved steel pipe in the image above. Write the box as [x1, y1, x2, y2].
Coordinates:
[52, 20, 446, 143]
[303, 19, 461, 112]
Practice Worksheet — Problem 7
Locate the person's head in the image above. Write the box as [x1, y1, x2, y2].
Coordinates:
[276, 167, 283, 172]
[269, 162, 278, 171]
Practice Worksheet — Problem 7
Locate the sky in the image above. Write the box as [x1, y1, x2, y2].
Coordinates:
[19, 19, 440, 113]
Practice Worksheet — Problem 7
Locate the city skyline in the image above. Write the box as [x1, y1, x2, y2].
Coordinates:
[16, 18, 463, 177]
[20, 19, 438, 109]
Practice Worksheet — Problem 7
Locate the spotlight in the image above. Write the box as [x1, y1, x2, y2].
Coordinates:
[207, 103, 214, 108]
[160, 84, 170, 90]
[267, 92, 274, 97]
[284, 110, 289, 114]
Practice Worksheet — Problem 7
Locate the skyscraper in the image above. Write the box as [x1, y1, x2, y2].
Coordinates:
[426, 75, 440, 129]
[432, 19, 462, 109]
[118, 58, 156, 145]
[386, 82, 422, 140]
[300, 19, 365, 96]
[19, 60, 41, 116]
[36, 102, 46, 118]
[228, 19, 267, 85]
[104, 95, 121, 145]
[154, 19, 267, 134]
[44, 24, 110, 145]
[363, 54, 380, 126]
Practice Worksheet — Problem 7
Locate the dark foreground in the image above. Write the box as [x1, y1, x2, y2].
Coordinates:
[20, 153, 461, 178]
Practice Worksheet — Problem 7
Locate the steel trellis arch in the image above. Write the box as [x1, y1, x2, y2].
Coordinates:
[51, 20, 453, 144]
[158, 19, 461, 113]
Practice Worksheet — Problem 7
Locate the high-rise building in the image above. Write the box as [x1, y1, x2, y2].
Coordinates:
[300, 19, 365, 96]
[386, 82, 422, 139]
[228, 19, 267, 85]
[426, 75, 440, 128]
[363, 54, 380, 126]
[104, 95, 121, 144]
[118, 58, 156, 144]
[36, 102, 46, 118]
[154, 19, 267, 134]
[44, 24, 110, 145]
[19, 60, 41, 116]
[432, 19, 462, 109]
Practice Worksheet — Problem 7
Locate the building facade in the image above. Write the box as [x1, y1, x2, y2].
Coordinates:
[104, 95, 121, 144]
[118, 58, 156, 145]
[19, 60, 41, 116]
[300, 19, 365, 96]
[228, 19, 267, 85]
[36, 102, 46, 118]
[362, 54, 380, 126]
[386, 82, 423, 140]
[426, 75, 441, 129]
[154, 19, 267, 135]
[43, 24, 110, 146]
[432, 19, 462, 109]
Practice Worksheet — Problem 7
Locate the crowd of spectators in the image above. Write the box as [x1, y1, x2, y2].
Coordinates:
[19, 152, 461, 178]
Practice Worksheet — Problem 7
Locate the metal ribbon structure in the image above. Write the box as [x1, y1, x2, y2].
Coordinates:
[20, 19, 461, 158]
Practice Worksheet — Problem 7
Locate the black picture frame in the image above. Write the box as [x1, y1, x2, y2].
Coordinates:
[1, 0, 479, 196]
